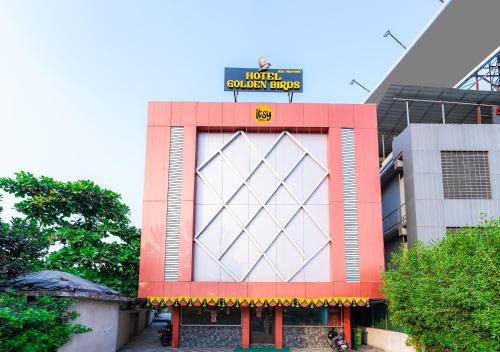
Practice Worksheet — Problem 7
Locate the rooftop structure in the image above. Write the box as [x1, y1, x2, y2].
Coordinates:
[365, 0, 500, 105]
[377, 84, 500, 157]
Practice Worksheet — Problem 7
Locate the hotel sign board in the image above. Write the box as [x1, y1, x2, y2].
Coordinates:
[224, 67, 303, 93]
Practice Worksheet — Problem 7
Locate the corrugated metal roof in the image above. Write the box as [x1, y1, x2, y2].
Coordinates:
[378, 84, 500, 156]
[0, 270, 128, 300]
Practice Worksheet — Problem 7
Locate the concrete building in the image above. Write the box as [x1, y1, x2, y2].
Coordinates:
[352, 2, 500, 351]
[377, 85, 500, 258]
[62, 299, 150, 352]
[138, 102, 385, 349]
[382, 122, 500, 252]
[362, 0, 500, 259]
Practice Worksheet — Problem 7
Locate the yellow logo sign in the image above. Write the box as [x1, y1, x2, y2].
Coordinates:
[254, 105, 273, 124]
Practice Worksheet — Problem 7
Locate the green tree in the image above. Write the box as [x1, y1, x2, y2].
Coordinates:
[0, 290, 90, 352]
[382, 217, 500, 352]
[0, 196, 47, 280]
[0, 197, 90, 351]
[0, 172, 141, 297]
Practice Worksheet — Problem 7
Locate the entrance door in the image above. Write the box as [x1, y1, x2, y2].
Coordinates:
[250, 307, 275, 345]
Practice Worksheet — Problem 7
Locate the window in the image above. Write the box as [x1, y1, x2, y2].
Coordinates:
[282, 307, 332, 326]
[441, 151, 491, 199]
[181, 307, 241, 326]
[372, 303, 387, 329]
[351, 303, 404, 332]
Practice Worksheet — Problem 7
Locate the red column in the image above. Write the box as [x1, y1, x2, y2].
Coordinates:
[343, 306, 351, 347]
[327, 307, 335, 326]
[275, 306, 283, 349]
[242, 306, 250, 348]
[171, 306, 180, 348]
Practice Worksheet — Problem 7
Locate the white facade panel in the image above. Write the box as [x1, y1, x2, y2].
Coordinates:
[193, 131, 330, 282]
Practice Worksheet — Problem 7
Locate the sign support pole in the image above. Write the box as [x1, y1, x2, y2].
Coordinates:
[288, 91, 294, 103]
[233, 90, 239, 103]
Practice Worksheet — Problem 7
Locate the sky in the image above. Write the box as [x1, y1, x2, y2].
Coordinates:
[0, 0, 443, 226]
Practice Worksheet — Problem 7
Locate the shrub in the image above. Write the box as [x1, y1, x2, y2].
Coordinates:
[382, 217, 500, 352]
[0, 290, 90, 352]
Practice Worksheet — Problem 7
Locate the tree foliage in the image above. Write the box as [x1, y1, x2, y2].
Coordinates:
[382, 217, 500, 352]
[0, 172, 141, 297]
[0, 197, 46, 280]
[0, 290, 90, 352]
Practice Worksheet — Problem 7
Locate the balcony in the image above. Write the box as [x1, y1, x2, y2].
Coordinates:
[382, 203, 407, 240]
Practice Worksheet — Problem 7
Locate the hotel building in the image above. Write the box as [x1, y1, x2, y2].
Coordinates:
[138, 102, 384, 348]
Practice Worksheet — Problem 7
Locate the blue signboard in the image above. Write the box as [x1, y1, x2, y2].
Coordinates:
[224, 67, 303, 93]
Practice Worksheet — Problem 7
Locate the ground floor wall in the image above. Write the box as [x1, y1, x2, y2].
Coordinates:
[180, 326, 241, 348]
[283, 326, 331, 348]
[59, 298, 150, 352]
[116, 309, 151, 350]
[362, 327, 414, 352]
[172, 305, 352, 349]
[60, 299, 120, 352]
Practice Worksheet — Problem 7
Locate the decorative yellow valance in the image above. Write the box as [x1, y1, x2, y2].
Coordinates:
[146, 296, 369, 308]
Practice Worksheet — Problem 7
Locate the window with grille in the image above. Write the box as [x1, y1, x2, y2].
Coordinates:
[440, 151, 491, 199]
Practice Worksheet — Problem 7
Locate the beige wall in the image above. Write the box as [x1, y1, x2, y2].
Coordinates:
[116, 309, 131, 350]
[116, 309, 150, 350]
[59, 298, 150, 352]
[60, 299, 120, 352]
[362, 327, 414, 352]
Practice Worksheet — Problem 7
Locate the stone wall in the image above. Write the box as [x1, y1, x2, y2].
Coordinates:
[180, 325, 241, 348]
[283, 326, 331, 348]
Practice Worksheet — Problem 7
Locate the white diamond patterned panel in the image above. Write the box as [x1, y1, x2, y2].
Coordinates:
[194, 131, 330, 282]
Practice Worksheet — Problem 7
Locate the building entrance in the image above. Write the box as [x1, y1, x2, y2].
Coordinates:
[250, 307, 275, 346]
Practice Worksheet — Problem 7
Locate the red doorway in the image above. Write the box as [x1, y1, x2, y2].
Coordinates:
[250, 307, 275, 346]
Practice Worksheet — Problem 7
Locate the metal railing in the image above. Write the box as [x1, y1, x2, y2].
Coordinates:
[382, 203, 406, 235]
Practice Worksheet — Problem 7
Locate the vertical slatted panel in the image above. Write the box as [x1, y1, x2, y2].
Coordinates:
[341, 128, 360, 282]
[164, 127, 184, 281]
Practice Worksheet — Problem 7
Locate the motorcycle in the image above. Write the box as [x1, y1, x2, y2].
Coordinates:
[157, 320, 172, 346]
[327, 329, 348, 351]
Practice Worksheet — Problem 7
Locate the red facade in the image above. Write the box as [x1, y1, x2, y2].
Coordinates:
[139, 102, 384, 347]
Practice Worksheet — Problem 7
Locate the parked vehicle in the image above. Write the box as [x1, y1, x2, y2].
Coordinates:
[154, 308, 172, 322]
[157, 320, 172, 346]
[327, 329, 348, 351]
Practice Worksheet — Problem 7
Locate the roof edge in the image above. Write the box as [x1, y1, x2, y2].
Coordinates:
[364, 1, 451, 103]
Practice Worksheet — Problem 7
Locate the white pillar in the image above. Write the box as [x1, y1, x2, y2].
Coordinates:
[405, 100, 410, 126]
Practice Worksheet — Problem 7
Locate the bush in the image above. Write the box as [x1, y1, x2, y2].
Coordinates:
[382, 217, 500, 352]
[0, 290, 90, 352]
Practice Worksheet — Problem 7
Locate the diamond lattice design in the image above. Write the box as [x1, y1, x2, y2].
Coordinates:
[195, 131, 330, 282]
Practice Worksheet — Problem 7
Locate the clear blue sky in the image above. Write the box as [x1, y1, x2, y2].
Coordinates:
[0, 0, 443, 226]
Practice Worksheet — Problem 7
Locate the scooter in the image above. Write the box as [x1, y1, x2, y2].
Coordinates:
[328, 329, 348, 351]
[157, 320, 172, 346]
